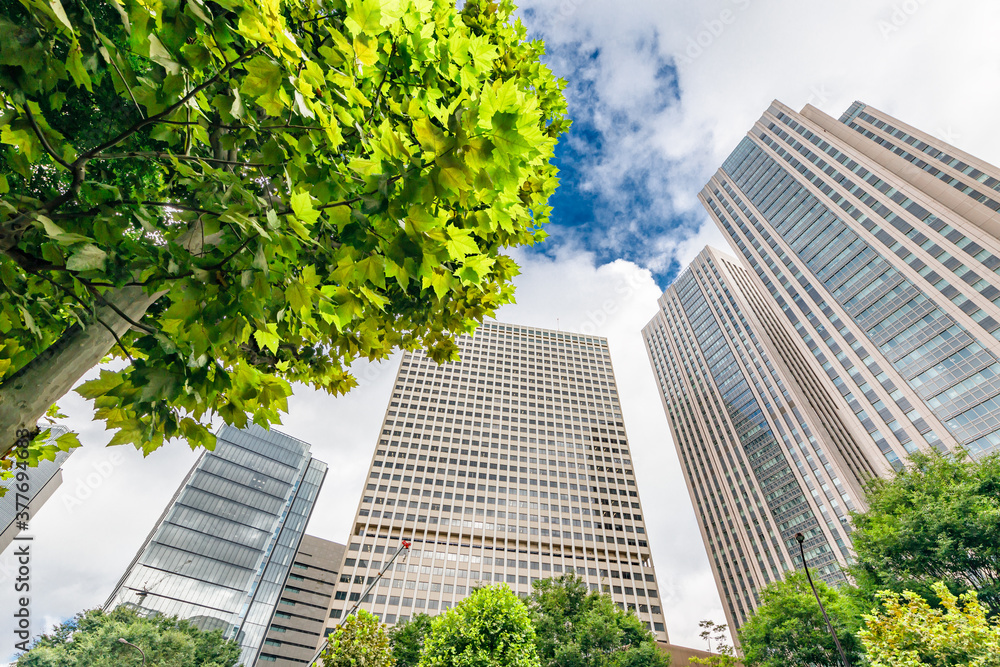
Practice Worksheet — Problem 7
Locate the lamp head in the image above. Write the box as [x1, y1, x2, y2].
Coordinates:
[795, 532, 804, 544]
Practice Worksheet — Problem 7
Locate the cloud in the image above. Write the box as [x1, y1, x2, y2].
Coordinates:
[518, 0, 1000, 287]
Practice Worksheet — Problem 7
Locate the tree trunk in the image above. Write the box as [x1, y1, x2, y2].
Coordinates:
[0, 285, 163, 457]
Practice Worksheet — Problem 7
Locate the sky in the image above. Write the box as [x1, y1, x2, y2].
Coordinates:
[5, 0, 1000, 661]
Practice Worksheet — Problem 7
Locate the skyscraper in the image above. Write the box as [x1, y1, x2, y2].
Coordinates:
[702, 100, 1000, 466]
[0, 424, 72, 554]
[258, 535, 345, 665]
[645, 99, 1000, 632]
[105, 424, 327, 666]
[643, 247, 865, 632]
[323, 320, 669, 641]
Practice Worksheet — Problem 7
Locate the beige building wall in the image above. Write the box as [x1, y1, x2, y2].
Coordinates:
[257, 535, 345, 665]
[643, 248, 863, 634]
[703, 100, 1000, 467]
[323, 320, 670, 642]
[647, 99, 1000, 635]
[658, 641, 743, 667]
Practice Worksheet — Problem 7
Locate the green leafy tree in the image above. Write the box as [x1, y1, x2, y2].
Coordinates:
[389, 612, 433, 667]
[861, 581, 1000, 667]
[526, 574, 669, 667]
[418, 584, 539, 667]
[737, 571, 864, 667]
[0, 0, 568, 462]
[850, 451, 1000, 615]
[323, 609, 394, 667]
[689, 620, 739, 667]
[14, 606, 241, 666]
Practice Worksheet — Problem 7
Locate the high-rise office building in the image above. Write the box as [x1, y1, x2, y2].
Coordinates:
[258, 535, 345, 665]
[646, 99, 1000, 632]
[324, 320, 669, 641]
[643, 247, 866, 631]
[105, 424, 327, 666]
[702, 100, 1000, 466]
[0, 424, 72, 554]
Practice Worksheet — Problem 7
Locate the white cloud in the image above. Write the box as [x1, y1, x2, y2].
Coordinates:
[520, 0, 1000, 278]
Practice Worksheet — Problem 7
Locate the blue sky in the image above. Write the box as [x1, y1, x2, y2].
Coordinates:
[523, 26, 695, 287]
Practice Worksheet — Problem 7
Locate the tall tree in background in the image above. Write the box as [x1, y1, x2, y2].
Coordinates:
[323, 609, 394, 667]
[14, 606, 241, 666]
[849, 451, 1000, 615]
[418, 585, 539, 667]
[0, 0, 568, 464]
[737, 571, 864, 667]
[860, 581, 1000, 667]
[526, 574, 669, 667]
[689, 620, 739, 667]
[388, 612, 433, 667]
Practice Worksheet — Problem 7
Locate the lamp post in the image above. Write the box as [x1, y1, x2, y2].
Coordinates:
[794, 532, 850, 667]
[118, 638, 146, 665]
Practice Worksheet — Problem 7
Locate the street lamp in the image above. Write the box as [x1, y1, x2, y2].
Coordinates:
[118, 638, 146, 665]
[794, 532, 850, 667]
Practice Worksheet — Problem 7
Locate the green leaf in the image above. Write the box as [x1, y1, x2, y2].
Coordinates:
[55, 430, 81, 452]
[76, 370, 124, 399]
[242, 56, 283, 97]
[254, 326, 280, 354]
[345, 0, 383, 36]
[290, 190, 320, 225]
[65, 244, 107, 271]
[66, 41, 93, 91]
[38, 217, 93, 245]
[444, 227, 479, 259]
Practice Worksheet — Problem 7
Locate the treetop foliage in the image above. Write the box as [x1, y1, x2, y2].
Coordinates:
[388, 612, 434, 667]
[736, 571, 864, 667]
[0, 0, 568, 461]
[860, 581, 1000, 667]
[418, 584, 540, 667]
[14, 606, 241, 666]
[324, 608, 395, 667]
[849, 451, 1000, 615]
[526, 574, 669, 667]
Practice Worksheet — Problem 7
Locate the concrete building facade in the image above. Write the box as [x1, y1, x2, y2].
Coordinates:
[257, 535, 345, 665]
[324, 320, 669, 641]
[105, 424, 327, 666]
[643, 248, 863, 631]
[703, 100, 1000, 466]
[645, 100, 1000, 632]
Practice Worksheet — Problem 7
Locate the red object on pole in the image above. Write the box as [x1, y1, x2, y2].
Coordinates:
[305, 539, 412, 667]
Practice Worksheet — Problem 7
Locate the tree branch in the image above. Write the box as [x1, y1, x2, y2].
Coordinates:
[91, 152, 277, 168]
[22, 269, 135, 362]
[24, 107, 72, 171]
[80, 43, 267, 160]
[82, 284, 159, 336]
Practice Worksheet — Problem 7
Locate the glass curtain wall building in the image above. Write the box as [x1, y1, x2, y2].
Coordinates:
[650, 100, 1000, 632]
[324, 320, 669, 641]
[701, 100, 1000, 466]
[643, 247, 866, 632]
[104, 424, 327, 666]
